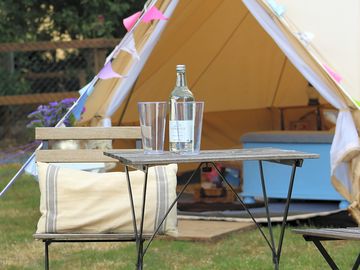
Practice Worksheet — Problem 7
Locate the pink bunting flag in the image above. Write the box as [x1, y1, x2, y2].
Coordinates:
[123, 12, 141, 32]
[98, 62, 125, 80]
[123, 6, 168, 32]
[323, 64, 342, 83]
[142, 6, 168, 22]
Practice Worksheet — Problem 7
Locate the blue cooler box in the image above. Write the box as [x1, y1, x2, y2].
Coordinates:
[240, 131, 346, 208]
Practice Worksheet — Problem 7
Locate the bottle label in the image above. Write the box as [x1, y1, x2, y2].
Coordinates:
[169, 120, 193, 143]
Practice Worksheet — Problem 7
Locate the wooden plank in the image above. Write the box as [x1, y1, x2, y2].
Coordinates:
[0, 38, 119, 53]
[34, 221, 255, 242]
[33, 233, 151, 241]
[25, 71, 80, 79]
[105, 148, 320, 166]
[36, 149, 127, 163]
[293, 228, 360, 241]
[345, 227, 360, 233]
[36, 127, 142, 140]
[0, 92, 79, 106]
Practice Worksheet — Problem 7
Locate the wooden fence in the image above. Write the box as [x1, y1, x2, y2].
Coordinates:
[0, 38, 118, 106]
[0, 39, 120, 146]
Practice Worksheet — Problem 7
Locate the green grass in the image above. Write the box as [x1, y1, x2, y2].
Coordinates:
[0, 164, 358, 269]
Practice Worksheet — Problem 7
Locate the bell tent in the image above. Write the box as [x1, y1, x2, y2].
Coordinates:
[77, 0, 360, 222]
[74, 0, 360, 221]
[2, 0, 360, 223]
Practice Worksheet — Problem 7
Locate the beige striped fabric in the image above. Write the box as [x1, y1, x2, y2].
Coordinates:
[36, 162, 178, 236]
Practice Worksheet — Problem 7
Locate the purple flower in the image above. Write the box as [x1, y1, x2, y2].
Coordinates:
[27, 110, 42, 118]
[27, 98, 77, 128]
[26, 119, 42, 128]
[61, 98, 77, 105]
[49, 101, 58, 107]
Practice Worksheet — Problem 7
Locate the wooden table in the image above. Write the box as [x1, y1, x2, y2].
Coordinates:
[104, 148, 319, 270]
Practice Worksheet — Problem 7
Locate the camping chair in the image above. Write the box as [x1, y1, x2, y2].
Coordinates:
[33, 126, 150, 269]
[293, 227, 360, 270]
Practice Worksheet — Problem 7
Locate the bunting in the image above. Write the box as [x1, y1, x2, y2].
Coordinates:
[266, 0, 285, 17]
[142, 6, 169, 22]
[123, 6, 168, 32]
[296, 32, 314, 46]
[123, 12, 141, 32]
[323, 64, 342, 83]
[108, 6, 169, 65]
[72, 82, 95, 120]
[120, 34, 140, 60]
[98, 62, 126, 80]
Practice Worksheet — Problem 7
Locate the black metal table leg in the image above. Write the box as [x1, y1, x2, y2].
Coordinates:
[302, 235, 359, 270]
[212, 160, 300, 270]
[258, 160, 277, 267]
[276, 162, 297, 262]
[259, 160, 298, 270]
[125, 165, 149, 270]
[311, 239, 339, 270]
[44, 240, 50, 270]
[123, 157, 302, 270]
[125, 166, 139, 246]
[352, 254, 360, 270]
[136, 239, 145, 270]
[136, 166, 149, 270]
[211, 163, 274, 251]
[125, 163, 203, 268]
[143, 163, 203, 256]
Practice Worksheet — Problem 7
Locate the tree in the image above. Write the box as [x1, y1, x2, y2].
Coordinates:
[0, 0, 147, 42]
[0, 0, 147, 95]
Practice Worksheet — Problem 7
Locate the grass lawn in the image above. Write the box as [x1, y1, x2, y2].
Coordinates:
[0, 164, 358, 269]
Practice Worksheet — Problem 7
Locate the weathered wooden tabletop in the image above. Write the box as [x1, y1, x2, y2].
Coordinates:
[104, 148, 319, 166]
[293, 227, 360, 241]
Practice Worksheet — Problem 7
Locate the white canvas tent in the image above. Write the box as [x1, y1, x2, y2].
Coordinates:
[2, 0, 358, 222]
[76, 0, 360, 222]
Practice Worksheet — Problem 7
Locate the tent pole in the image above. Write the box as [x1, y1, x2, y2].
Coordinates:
[0, 81, 96, 197]
[280, 109, 285, 130]
[316, 105, 322, 130]
[0, 145, 40, 197]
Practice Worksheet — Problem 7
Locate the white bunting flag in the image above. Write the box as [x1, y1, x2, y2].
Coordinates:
[296, 32, 315, 46]
[120, 33, 140, 60]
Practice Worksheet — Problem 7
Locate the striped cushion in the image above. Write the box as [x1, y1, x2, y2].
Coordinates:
[36, 162, 178, 236]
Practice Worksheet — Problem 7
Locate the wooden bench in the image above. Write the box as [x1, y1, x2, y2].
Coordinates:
[293, 227, 360, 270]
[33, 126, 152, 270]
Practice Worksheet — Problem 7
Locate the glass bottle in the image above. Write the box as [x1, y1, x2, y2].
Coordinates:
[169, 64, 195, 152]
